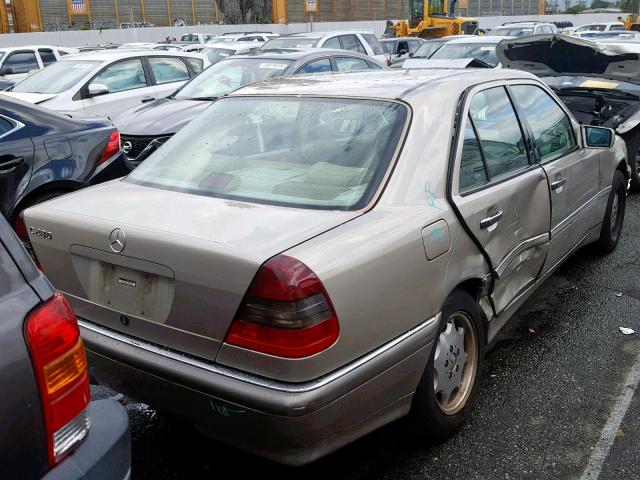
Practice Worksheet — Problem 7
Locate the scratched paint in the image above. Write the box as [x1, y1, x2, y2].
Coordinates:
[209, 400, 246, 417]
[431, 226, 445, 240]
[442, 226, 462, 297]
[425, 181, 444, 211]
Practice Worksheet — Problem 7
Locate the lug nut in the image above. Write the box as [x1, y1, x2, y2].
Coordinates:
[450, 346, 454, 352]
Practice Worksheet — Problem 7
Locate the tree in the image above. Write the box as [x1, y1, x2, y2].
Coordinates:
[591, 0, 612, 8]
[564, 4, 586, 13]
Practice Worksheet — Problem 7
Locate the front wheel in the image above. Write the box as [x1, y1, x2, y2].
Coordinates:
[409, 289, 485, 439]
[596, 170, 626, 253]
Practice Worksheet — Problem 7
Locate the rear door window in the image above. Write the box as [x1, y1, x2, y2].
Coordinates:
[459, 115, 489, 192]
[3, 51, 38, 73]
[0, 117, 14, 136]
[340, 35, 366, 54]
[468, 87, 530, 179]
[38, 49, 57, 66]
[148, 57, 190, 84]
[295, 58, 332, 74]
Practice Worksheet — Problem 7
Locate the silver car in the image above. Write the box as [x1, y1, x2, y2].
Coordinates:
[25, 69, 628, 465]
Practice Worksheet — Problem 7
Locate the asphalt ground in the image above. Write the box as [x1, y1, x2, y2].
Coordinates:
[92, 194, 640, 480]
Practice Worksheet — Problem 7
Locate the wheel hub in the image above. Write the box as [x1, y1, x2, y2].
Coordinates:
[433, 312, 478, 415]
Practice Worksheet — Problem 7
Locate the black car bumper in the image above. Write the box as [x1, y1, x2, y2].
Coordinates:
[43, 399, 131, 480]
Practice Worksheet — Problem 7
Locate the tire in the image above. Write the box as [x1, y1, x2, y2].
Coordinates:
[625, 137, 640, 192]
[409, 289, 485, 440]
[596, 170, 626, 253]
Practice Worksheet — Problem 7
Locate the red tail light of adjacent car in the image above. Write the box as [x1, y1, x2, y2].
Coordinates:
[100, 130, 121, 165]
[25, 293, 90, 466]
[225, 255, 339, 358]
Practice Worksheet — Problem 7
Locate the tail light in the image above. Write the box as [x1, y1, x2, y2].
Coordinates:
[225, 255, 339, 358]
[25, 293, 90, 466]
[100, 130, 120, 165]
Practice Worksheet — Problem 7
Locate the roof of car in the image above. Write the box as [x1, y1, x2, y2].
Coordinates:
[231, 68, 536, 99]
[231, 49, 381, 62]
[444, 35, 512, 44]
[200, 42, 258, 52]
[62, 49, 203, 61]
[281, 30, 373, 39]
[0, 45, 66, 51]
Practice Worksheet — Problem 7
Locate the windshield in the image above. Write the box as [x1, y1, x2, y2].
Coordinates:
[430, 43, 499, 66]
[490, 27, 533, 37]
[127, 97, 407, 210]
[412, 40, 447, 58]
[12, 60, 99, 94]
[202, 47, 236, 64]
[261, 37, 319, 49]
[175, 58, 293, 100]
[543, 76, 640, 96]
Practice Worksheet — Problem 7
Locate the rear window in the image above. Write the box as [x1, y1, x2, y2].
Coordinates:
[430, 43, 499, 67]
[127, 97, 408, 210]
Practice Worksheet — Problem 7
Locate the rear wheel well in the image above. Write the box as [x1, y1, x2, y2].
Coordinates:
[10, 182, 79, 223]
[617, 160, 630, 182]
[456, 278, 484, 303]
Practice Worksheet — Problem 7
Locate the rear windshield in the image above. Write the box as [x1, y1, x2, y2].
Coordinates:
[181, 34, 199, 42]
[261, 37, 319, 49]
[127, 97, 408, 210]
[430, 43, 499, 67]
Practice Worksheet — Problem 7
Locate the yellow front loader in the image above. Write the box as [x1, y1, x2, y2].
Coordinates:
[391, 0, 479, 38]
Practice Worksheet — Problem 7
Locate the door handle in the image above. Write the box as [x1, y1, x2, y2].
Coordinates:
[551, 177, 567, 191]
[140, 96, 155, 103]
[0, 155, 23, 174]
[480, 210, 503, 230]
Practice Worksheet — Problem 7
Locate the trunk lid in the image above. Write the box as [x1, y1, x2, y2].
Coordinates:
[1, 91, 58, 104]
[496, 34, 640, 85]
[25, 180, 360, 360]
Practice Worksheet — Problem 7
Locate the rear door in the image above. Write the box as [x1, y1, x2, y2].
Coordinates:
[81, 57, 156, 119]
[0, 115, 35, 221]
[146, 56, 192, 98]
[451, 85, 551, 314]
[509, 83, 599, 271]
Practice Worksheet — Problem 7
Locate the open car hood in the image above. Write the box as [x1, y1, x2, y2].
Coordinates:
[496, 34, 640, 85]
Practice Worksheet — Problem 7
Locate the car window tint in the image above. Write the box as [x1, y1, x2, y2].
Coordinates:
[335, 57, 370, 72]
[340, 35, 366, 54]
[0, 116, 13, 135]
[459, 115, 489, 191]
[295, 58, 332, 74]
[511, 85, 577, 161]
[610, 23, 625, 30]
[397, 41, 409, 53]
[323, 36, 341, 49]
[148, 57, 190, 84]
[4, 51, 38, 74]
[38, 49, 57, 66]
[183, 57, 203, 73]
[366, 60, 383, 69]
[469, 87, 529, 179]
[92, 58, 147, 93]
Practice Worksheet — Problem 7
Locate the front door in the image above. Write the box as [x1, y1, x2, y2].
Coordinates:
[0, 116, 35, 220]
[82, 58, 156, 120]
[509, 84, 599, 271]
[451, 86, 551, 314]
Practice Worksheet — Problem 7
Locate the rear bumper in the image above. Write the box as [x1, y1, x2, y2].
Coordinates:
[43, 399, 131, 480]
[80, 315, 439, 465]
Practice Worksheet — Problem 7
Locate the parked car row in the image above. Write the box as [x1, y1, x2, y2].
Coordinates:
[0, 26, 635, 474]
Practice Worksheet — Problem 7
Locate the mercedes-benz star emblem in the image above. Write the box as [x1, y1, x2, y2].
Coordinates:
[122, 141, 132, 154]
[109, 228, 126, 253]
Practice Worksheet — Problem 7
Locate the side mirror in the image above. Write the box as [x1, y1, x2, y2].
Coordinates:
[0, 66, 15, 75]
[88, 83, 109, 96]
[583, 125, 614, 148]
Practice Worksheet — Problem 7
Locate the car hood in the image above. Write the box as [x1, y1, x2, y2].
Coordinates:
[0, 91, 58, 104]
[496, 34, 640, 85]
[113, 97, 212, 135]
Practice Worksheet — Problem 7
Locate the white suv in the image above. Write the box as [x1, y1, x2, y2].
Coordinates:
[0, 46, 78, 83]
[260, 31, 386, 63]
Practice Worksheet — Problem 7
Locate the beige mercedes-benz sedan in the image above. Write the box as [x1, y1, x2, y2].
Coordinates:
[25, 68, 628, 465]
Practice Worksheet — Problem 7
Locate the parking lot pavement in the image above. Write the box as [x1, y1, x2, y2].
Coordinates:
[91, 194, 640, 480]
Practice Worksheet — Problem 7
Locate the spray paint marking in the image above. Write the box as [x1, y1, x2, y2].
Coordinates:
[425, 181, 444, 211]
[209, 400, 246, 417]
